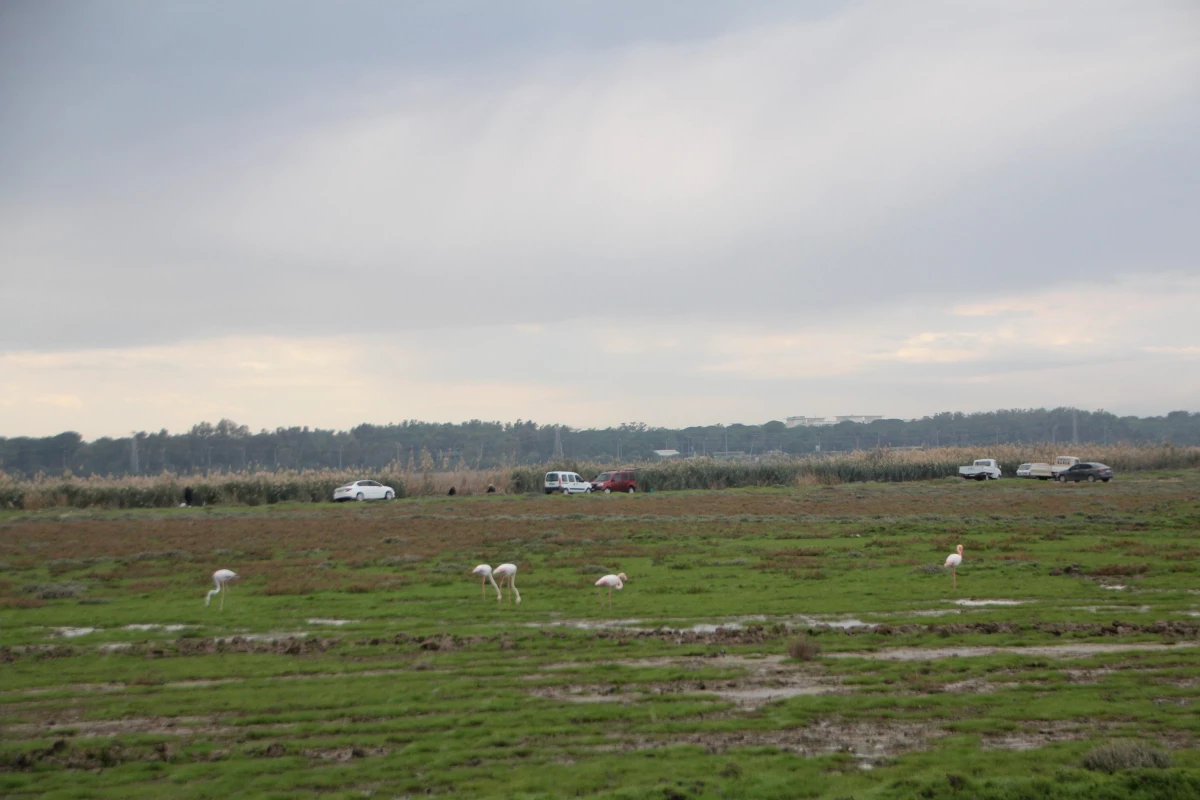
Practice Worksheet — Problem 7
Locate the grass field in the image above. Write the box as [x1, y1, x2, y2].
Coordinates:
[2, 472, 1199, 798]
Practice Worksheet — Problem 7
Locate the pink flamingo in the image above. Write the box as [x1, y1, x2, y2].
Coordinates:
[494, 563, 521, 605]
[945, 545, 964, 589]
[205, 569, 239, 610]
[594, 573, 628, 609]
[471, 564, 501, 601]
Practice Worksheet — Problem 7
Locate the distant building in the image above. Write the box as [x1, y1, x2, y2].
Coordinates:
[653, 449, 681, 458]
[785, 416, 834, 428]
[835, 415, 883, 424]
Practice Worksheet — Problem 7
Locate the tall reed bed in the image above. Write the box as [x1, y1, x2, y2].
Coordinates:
[1, 444, 1196, 509]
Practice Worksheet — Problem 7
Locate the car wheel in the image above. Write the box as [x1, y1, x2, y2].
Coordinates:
[384, 490, 394, 500]
[628, 487, 635, 493]
[604, 488, 611, 494]
[1057, 475, 1067, 483]
[584, 487, 592, 493]
[356, 492, 365, 501]
[1087, 475, 1096, 483]
[975, 474, 985, 481]
[1102, 478, 1111, 482]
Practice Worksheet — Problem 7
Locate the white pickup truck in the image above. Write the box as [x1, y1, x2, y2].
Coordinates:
[959, 458, 1003, 481]
[1050, 455, 1081, 476]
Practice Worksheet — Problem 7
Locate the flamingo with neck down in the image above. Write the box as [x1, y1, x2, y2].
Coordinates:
[494, 563, 521, 604]
[205, 569, 239, 610]
[471, 564, 501, 601]
[594, 573, 628, 610]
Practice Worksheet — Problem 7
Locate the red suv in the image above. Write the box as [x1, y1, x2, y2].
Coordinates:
[591, 469, 637, 493]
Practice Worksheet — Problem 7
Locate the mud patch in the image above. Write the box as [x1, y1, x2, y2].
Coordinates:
[532, 655, 848, 710]
[3, 716, 222, 738]
[303, 745, 389, 762]
[828, 641, 1200, 661]
[980, 721, 1118, 750]
[621, 718, 941, 759]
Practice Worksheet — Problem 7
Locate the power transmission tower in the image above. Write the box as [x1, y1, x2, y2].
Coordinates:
[552, 426, 564, 459]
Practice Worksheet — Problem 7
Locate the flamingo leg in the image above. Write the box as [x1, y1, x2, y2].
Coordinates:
[952, 567, 957, 590]
[220, 584, 225, 611]
[480, 577, 485, 600]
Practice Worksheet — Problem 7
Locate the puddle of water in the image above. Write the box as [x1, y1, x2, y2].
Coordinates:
[306, 619, 354, 626]
[829, 641, 1199, 662]
[169, 679, 240, 689]
[805, 617, 875, 629]
[49, 627, 99, 638]
[1178, 611, 1200, 618]
[872, 609, 962, 618]
[123, 624, 196, 632]
[216, 632, 309, 642]
[951, 599, 1027, 607]
[1072, 605, 1152, 614]
[712, 686, 841, 705]
[1100, 585, 1126, 591]
[530, 614, 876, 633]
[526, 618, 648, 631]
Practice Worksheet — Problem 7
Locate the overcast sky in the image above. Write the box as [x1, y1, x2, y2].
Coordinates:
[1, 0, 1197, 438]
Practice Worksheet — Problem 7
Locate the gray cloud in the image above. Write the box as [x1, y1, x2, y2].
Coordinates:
[3, 1, 1198, 351]
[1, 1, 1198, 434]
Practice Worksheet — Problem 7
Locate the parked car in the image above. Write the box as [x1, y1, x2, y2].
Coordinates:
[544, 471, 592, 494]
[1050, 455, 1081, 477]
[591, 469, 638, 493]
[1056, 462, 1113, 483]
[333, 480, 395, 502]
[1017, 462, 1054, 480]
[958, 458, 1002, 480]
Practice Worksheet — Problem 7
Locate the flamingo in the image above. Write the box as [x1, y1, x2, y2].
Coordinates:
[471, 564, 501, 601]
[594, 573, 628, 609]
[493, 563, 521, 605]
[945, 545, 964, 590]
[205, 569, 238, 610]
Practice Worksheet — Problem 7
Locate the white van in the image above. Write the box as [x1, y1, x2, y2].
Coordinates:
[544, 471, 592, 495]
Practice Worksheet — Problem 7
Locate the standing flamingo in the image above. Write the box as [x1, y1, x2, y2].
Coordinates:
[471, 564, 501, 601]
[945, 545, 964, 590]
[594, 573, 628, 610]
[205, 569, 238, 610]
[493, 563, 521, 605]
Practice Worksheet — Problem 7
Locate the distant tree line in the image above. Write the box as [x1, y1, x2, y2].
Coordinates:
[1, 408, 1197, 479]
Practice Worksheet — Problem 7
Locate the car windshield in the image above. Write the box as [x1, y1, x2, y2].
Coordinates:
[594, 472, 614, 481]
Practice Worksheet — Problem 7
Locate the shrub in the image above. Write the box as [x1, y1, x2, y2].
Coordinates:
[1083, 740, 1171, 773]
[23, 581, 86, 599]
[787, 635, 821, 661]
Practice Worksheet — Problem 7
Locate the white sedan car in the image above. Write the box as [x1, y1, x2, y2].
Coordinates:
[333, 480, 395, 502]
